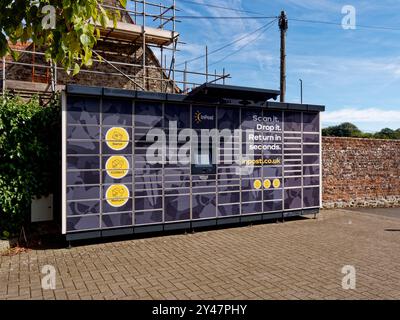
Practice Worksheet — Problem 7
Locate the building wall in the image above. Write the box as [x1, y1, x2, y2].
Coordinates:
[4, 41, 177, 93]
[322, 137, 400, 208]
[57, 41, 178, 93]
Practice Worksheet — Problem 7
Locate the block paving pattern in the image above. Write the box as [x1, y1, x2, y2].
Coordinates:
[1, 209, 400, 300]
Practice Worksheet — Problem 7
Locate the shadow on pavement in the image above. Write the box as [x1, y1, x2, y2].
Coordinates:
[16, 215, 312, 250]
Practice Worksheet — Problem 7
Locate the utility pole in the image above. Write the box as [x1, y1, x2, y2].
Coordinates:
[279, 11, 288, 103]
[184, 61, 188, 93]
[299, 79, 303, 104]
[205, 45, 208, 83]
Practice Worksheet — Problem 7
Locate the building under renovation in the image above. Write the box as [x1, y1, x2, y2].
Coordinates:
[1, 0, 228, 98]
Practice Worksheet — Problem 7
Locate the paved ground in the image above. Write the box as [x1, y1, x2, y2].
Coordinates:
[1, 208, 400, 300]
[347, 207, 400, 219]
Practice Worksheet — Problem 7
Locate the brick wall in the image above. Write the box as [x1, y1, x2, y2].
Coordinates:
[322, 137, 400, 208]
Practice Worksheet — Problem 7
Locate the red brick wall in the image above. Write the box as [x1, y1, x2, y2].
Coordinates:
[322, 137, 400, 208]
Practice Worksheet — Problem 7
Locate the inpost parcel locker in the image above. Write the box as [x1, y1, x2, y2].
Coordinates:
[62, 84, 324, 240]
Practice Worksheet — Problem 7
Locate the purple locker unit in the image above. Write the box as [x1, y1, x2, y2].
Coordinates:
[62, 84, 324, 240]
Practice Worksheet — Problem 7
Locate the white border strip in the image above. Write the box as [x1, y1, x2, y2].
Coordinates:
[319, 113, 323, 209]
[61, 91, 67, 234]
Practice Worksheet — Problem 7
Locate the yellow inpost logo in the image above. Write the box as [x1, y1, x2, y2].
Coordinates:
[253, 179, 262, 190]
[263, 179, 271, 189]
[273, 179, 281, 188]
[194, 111, 202, 124]
[106, 156, 129, 179]
[106, 184, 129, 207]
[105, 127, 129, 151]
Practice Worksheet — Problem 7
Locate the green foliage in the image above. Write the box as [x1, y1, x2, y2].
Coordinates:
[323, 122, 400, 139]
[373, 128, 400, 140]
[0, 95, 61, 237]
[322, 122, 363, 137]
[0, 0, 127, 75]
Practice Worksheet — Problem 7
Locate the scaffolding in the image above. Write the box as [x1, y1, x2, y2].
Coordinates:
[1, 0, 230, 97]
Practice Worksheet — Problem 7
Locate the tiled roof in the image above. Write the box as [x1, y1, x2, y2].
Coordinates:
[8, 42, 31, 51]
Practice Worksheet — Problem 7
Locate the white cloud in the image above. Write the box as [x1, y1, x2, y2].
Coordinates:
[322, 108, 400, 129]
[290, 55, 400, 79]
[177, 0, 270, 63]
[287, 54, 400, 103]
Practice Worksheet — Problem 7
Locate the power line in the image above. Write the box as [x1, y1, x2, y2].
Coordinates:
[178, 0, 268, 16]
[199, 19, 277, 71]
[177, 20, 277, 67]
[171, 4, 400, 32]
[209, 19, 277, 67]
[290, 18, 400, 31]
[174, 15, 400, 31]
[175, 15, 277, 19]
[172, 9, 400, 74]
[173, 0, 400, 31]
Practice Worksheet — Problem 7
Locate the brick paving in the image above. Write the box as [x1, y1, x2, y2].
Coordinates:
[1, 208, 400, 300]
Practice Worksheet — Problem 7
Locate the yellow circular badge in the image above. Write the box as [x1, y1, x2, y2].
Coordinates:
[253, 179, 262, 190]
[106, 184, 129, 207]
[105, 127, 129, 151]
[273, 179, 281, 188]
[263, 179, 271, 189]
[106, 156, 129, 179]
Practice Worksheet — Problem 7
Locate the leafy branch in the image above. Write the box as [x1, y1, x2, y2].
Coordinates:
[0, 0, 127, 76]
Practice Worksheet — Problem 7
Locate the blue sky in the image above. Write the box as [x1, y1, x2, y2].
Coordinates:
[156, 0, 400, 132]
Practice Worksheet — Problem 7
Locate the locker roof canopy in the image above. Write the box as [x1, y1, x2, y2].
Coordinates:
[188, 83, 281, 103]
[65, 84, 325, 112]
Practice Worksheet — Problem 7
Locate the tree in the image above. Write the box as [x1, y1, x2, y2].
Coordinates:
[322, 122, 363, 137]
[0, 0, 127, 76]
[374, 128, 400, 140]
[323, 122, 400, 139]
